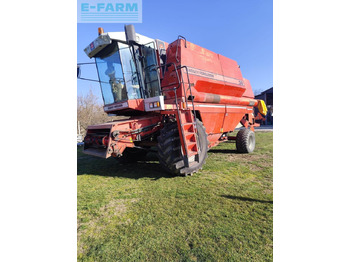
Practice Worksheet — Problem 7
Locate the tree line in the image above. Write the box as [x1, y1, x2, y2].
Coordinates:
[77, 90, 118, 135]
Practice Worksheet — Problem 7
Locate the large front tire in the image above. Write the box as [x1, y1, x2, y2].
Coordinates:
[157, 120, 208, 176]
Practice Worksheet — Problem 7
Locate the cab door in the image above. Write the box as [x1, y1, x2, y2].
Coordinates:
[141, 42, 161, 98]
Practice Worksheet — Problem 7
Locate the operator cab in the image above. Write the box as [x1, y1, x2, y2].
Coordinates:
[95, 41, 141, 103]
[84, 26, 165, 115]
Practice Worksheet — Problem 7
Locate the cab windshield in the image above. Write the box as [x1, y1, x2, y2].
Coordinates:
[95, 42, 141, 105]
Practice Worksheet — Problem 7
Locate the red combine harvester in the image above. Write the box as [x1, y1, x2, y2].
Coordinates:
[80, 25, 267, 176]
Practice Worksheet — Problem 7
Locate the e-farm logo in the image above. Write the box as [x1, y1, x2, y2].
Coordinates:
[77, 0, 142, 23]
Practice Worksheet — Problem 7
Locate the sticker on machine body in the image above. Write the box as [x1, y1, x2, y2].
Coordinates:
[104, 101, 128, 111]
[187, 66, 245, 87]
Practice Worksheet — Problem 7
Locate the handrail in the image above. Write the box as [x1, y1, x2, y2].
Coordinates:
[158, 63, 196, 118]
[155, 61, 199, 160]
[155, 62, 181, 93]
[179, 65, 197, 124]
[175, 35, 187, 63]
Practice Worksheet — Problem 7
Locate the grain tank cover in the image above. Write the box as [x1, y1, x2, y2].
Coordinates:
[164, 39, 254, 99]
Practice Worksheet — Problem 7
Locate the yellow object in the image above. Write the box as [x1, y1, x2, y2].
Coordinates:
[258, 100, 267, 116]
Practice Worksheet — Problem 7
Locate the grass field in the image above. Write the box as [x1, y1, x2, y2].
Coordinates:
[77, 131, 273, 261]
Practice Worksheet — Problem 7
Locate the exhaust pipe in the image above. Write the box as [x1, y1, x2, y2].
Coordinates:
[124, 24, 137, 44]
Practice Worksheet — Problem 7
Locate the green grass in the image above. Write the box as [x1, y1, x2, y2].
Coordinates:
[77, 131, 273, 261]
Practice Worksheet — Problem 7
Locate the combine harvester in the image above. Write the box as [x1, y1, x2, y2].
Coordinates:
[79, 25, 267, 176]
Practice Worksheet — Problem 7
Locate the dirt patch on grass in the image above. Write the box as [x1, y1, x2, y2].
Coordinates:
[228, 153, 264, 162]
[101, 199, 126, 214]
[96, 198, 139, 221]
[231, 153, 272, 174]
[227, 154, 270, 172]
[100, 198, 139, 216]
[247, 165, 264, 172]
[263, 188, 273, 195]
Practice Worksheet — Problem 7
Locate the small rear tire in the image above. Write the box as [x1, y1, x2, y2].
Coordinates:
[236, 129, 256, 153]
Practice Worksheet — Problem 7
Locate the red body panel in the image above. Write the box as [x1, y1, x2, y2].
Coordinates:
[163, 40, 249, 99]
[162, 39, 257, 146]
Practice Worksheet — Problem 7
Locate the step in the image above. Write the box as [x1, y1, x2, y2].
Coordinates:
[180, 112, 193, 123]
[187, 150, 198, 158]
[177, 110, 199, 165]
[187, 142, 198, 154]
[185, 132, 196, 142]
[182, 122, 195, 132]
[187, 151, 198, 158]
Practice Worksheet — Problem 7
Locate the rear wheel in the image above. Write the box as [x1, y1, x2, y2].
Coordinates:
[236, 129, 256, 153]
[157, 119, 208, 176]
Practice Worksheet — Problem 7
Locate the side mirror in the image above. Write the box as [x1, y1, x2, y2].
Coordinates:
[77, 65, 81, 78]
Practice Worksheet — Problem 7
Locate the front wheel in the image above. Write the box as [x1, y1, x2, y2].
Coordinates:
[157, 119, 208, 176]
